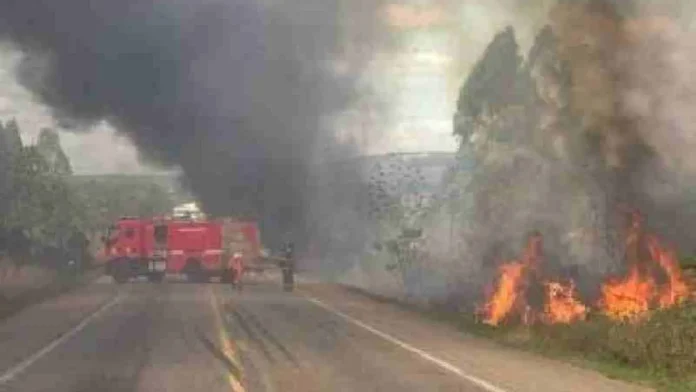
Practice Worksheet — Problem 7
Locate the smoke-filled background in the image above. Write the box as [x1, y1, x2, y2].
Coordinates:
[440, 0, 696, 307]
[3, 0, 696, 307]
[0, 0, 396, 249]
[319, 0, 696, 306]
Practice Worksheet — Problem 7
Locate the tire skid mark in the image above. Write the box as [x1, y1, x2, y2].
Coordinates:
[230, 309, 277, 365]
[220, 297, 278, 392]
[236, 306, 300, 367]
[208, 287, 246, 392]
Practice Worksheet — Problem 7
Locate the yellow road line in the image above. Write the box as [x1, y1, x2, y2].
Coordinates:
[208, 287, 246, 392]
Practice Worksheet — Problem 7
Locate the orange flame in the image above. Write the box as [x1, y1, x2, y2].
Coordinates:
[480, 233, 542, 326]
[597, 211, 690, 321]
[481, 261, 527, 326]
[543, 280, 587, 324]
[479, 210, 692, 326]
[599, 265, 655, 321]
[647, 236, 690, 308]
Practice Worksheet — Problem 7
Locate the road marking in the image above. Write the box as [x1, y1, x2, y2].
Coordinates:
[223, 313, 277, 392]
[208, 288, 246, 392]
[0, 294, 122, 385]
[305, 297, 509, 392]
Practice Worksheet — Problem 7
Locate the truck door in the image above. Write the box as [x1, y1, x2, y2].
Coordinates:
[149, 223, 168, 273]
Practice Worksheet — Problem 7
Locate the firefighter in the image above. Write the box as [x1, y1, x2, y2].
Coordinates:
[281, 241, 295, 292]
[230, 252, 245, 291]
[66, 229, 89, 272]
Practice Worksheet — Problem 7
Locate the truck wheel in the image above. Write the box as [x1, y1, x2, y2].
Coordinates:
[148, 273, 164, 283]
[184, 260, 207, 283]
[108, 258, 129, 284]
[113, 272, 128, 284]
[190, 272, 209, 283]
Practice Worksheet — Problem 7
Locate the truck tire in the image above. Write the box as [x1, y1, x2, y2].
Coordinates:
[148, 273, 164, 283]
[184, 260, 207, 283]
[111, 259, 130, 284]
[113, 271, 128, 284]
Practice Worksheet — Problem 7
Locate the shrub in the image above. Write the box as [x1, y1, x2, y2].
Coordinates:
[522, 305, 696, 378]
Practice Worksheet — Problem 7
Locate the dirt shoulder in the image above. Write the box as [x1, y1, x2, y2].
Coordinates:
[0, 262, 104, 322]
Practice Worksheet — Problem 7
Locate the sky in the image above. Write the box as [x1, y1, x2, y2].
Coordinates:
[0, 1, 552, 174]
[0, 43, 151, 174]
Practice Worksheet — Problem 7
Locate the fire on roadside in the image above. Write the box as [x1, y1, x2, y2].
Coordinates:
[543, 280, 587, 324]
[478, 211, 691, 326]
[480, 261, 528, 326]
[478, 232, 587, 326]
[598, 264, 655, 322]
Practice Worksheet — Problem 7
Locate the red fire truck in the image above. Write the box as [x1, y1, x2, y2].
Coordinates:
[104, 217, 262, 283]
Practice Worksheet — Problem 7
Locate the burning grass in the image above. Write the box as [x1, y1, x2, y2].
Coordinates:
[472, 211, 696, 389]
[478, 212, 690, 326]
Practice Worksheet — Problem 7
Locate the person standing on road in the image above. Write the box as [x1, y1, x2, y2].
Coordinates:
[66, 229, 89, 272]
[230, 252, 244, 291]
[281, 241, 295, 292]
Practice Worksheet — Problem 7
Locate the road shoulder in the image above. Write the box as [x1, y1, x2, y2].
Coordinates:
[299, 283, 653, 392]
[0, 276, 119, 379]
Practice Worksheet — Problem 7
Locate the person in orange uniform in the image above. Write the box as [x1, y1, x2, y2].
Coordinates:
[230, 252, 245, 291]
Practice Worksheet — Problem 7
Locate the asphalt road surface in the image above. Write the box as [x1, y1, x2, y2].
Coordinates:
[0, 274, 652, 392]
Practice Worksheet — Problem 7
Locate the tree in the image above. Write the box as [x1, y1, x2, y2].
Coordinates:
[1, 119, 23, 158]
[0, 120, 24, 219]
[36, 128, 72, 175]
[0, 120, 87, 266]
[454, 26, 523, 139]
[70, 176, 176, 234]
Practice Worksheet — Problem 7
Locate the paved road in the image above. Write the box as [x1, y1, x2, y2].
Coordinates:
[0, 275, 651, 392]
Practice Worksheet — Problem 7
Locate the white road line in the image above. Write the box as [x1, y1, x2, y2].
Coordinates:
[305, 297, 509, 392]
[0, 294, 122, 384]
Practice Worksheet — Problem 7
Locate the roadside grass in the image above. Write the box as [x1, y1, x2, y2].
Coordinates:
[0, 265, 103, 322]
[437, 305, 696, 392]
[341, 285, 696, 392]
[679, 256, 696, 270]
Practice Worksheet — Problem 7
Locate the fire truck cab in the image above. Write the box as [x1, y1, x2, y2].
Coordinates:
[104, 217, 161, 283]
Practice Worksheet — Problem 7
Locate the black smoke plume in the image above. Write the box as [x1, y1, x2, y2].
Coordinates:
[0, 0, 388, 247]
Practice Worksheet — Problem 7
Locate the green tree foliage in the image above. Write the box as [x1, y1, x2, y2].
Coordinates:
[72, 176, 176, 233]
[0, 120, 24, 199]
[1, 119, 23, 158]
[454, 26, 524, 139]
[36, 128, 72, 175]
[1, 144, 86, 262]
[0, 120, 21, 218]
[0, 120, 174, 268]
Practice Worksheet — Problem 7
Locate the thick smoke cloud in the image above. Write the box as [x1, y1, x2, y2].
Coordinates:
[404, 0, 696, 306]
[0, 0, 388, 247]
[547, 0, 696, 254]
